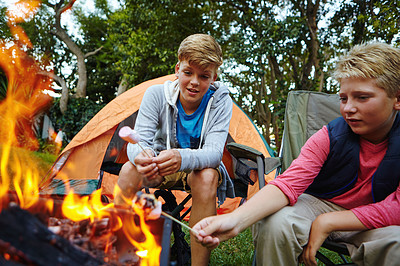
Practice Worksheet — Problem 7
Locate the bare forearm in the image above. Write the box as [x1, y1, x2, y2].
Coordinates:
[302, 208, 368, 265]
[314, 210, 367, 232]
[233, 184, 289, 232]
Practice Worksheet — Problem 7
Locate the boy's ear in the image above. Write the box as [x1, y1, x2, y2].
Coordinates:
[175, 62, 180, 77]
[395, 91, 400, 110]
[212, 72, 218, 83]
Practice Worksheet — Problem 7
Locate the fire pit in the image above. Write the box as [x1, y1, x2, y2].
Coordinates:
[0, 193, 173, 265]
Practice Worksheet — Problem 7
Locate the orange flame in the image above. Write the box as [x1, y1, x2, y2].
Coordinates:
[0, 0, 53, 213]
[0, 1, 163, 265]
[131, 202, 162, 266]
[62, 189, 115, 223]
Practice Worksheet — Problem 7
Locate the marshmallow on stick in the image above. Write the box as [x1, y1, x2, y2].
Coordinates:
[119, 126, 152, 157]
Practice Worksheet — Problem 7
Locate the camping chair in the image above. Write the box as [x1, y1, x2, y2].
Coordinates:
[227, 90, 356, 265]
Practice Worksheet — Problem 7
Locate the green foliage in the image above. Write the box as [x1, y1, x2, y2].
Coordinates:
[31, 150, 58, 171]
[0, 6, 11, 40]
[37, 137, 62, 155]
[329, 1, 400, 46]
[49, 97, 105, 141]
[3, 0, 400, 151]
[317, 247, 352, 265]
[108, 0, 215, 87]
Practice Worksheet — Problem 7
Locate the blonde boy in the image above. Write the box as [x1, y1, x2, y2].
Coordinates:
[194, 42, 400, 266]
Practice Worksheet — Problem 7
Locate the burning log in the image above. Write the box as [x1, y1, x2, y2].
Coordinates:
[0, 196, 172, 266]
[0, 204, 103, 265]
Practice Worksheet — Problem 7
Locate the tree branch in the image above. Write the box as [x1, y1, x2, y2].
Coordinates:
[84, 46, 103, 58]
[59, 0, 77, 15]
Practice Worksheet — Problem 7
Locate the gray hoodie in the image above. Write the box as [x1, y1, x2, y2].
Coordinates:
[127, 79, 235, 203]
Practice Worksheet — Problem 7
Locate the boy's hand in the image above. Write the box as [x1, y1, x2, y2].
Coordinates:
[134, 150, 159, 180]
[192, 213, 240, 250]
[152, 149, 181, 176]
[300, 210, 367, 266]
[300, 214, 331, 266]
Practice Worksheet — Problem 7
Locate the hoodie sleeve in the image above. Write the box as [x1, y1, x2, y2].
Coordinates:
[178, 84, 233, 171]
[127, 85, 163, 163]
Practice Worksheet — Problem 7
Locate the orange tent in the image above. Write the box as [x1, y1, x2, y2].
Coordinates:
[40, 75, 276, 215]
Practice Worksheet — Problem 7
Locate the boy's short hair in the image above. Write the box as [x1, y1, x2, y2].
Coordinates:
[334, 42, 400, 97]
[178, 34, 223, 71]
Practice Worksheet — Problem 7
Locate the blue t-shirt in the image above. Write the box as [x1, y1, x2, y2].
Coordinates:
[176, 88, 215, 148]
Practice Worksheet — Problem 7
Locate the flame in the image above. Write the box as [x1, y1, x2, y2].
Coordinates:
[136, 250, 149, 258]
[0, 0, 53, 213]
[131, 202, 162, 266]
[60, 186, 163, 265]
[62, 189, 115, 223]
[0, 1, 163, 265]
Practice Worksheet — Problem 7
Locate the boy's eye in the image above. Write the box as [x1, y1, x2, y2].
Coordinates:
[201, 75, 210, 79]
[184, 71, 192, 75]
[339, 97, 347, 102]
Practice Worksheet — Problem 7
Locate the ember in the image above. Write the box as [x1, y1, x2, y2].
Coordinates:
[0, 1, 170, 265]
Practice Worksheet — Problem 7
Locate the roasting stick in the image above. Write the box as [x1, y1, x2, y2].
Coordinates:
[161, 211, 199, 235]
[119, 126, 152, 157]
[105, 206, 199, 235]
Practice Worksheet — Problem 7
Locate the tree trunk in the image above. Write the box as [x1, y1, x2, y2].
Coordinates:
[117, 75, 129, 96]
[52, 0, 87, 98]
[52, 74, 69, 114]
[268, 56, 281, 151]
[40, 72, 69, 114]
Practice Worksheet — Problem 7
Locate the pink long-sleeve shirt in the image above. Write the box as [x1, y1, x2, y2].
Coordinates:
[269, 126, 400, 229]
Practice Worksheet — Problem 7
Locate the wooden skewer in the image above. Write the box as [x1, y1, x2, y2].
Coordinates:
[105, 208, 198, 235]
[137, 143, 153, 158]
[161, 211, 199, 235]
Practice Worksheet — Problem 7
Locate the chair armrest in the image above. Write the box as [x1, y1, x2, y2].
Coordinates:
[227, 143, 282, 189]
[322, 240, 350, 256]
[264, 157, 282, 175]
[226, 143, 281, 175]
[226, 142, 264, 161]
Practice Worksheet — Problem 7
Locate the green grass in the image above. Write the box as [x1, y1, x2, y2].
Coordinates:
[210, 227, 254, 265]
[31, 150, 58, 166]
[0, 146, 57, 187]
[179, 224, 254, 265]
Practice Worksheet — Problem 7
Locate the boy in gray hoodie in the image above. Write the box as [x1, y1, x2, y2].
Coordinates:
[116, 33, 233, 266]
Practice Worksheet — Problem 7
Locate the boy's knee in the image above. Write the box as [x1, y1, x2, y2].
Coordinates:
[117, 162, 141, 192]
[190, 168, 218, 187]
[118, 162, 135, 182]
[189, 168, 219, 197]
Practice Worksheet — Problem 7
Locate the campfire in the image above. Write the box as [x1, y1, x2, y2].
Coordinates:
[0, 1, 172, 265]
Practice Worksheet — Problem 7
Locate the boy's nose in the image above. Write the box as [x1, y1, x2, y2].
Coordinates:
[343, 101, 357, 113]
[191, 76, 200, 86]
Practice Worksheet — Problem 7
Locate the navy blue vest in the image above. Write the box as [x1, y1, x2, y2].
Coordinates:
[305, 114, 400, 202]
